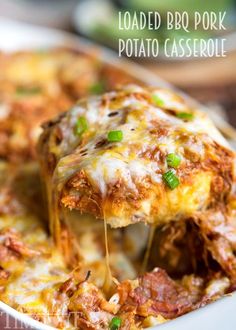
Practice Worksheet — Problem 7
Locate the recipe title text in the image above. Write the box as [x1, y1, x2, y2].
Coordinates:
[118, 11, 227, 58]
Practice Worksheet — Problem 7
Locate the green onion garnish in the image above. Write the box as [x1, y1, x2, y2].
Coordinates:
[109, 317, 122, 330]
[107, 130, 123, 142]
[166, 153, 181, 168]
[152, 94, 165, 107]
[89, 82, 104, 95]
[76, 116, 88, 136]
[176, 112, 194, 121]
[16, 86, 41, 96]
[162, 170, 180, 190]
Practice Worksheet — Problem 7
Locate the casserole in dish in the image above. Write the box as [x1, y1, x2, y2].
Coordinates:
[0, 18, 236, 330]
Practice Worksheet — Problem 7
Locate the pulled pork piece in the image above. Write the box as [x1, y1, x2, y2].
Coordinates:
[148, 206, 236, 284]
[60, 277, 117, 330]
[0, 228, 40, 261]
[117, 268, 202, 320]
[148, 221, 196, 277]
[192, 208, 236, 280]
[0, 266, 10, 291]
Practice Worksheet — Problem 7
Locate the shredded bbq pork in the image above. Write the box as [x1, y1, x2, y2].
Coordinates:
[0, 228, 39, 260]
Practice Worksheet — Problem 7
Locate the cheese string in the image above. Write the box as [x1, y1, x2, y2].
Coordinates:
[141, 225, 156, 274]
[102, 213, 113, 296]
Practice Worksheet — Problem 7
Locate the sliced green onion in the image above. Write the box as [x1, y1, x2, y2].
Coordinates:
[75, 116, 88, 136]
[16, 86, 41, 96]
[109, 317, 122, 330]
[176, 112, 194, 121]
[107, 130, 123, 142]
[166, 153, 181, 168]
[152, 94, 165, 107]
[89, 81, 104, 95]
[162, 170, 180, 190]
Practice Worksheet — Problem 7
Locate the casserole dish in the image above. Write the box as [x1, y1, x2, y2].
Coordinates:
[0, 17, 236, 330]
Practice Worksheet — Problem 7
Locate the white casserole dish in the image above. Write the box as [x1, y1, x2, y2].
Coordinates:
[0, 17, 235, 330]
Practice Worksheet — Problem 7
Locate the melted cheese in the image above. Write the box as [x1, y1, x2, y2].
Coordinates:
[102, 217, 113, 295]
[141, 225, 156, 273]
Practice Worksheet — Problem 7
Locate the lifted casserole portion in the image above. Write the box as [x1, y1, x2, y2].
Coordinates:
[38, 85, 235, 232]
